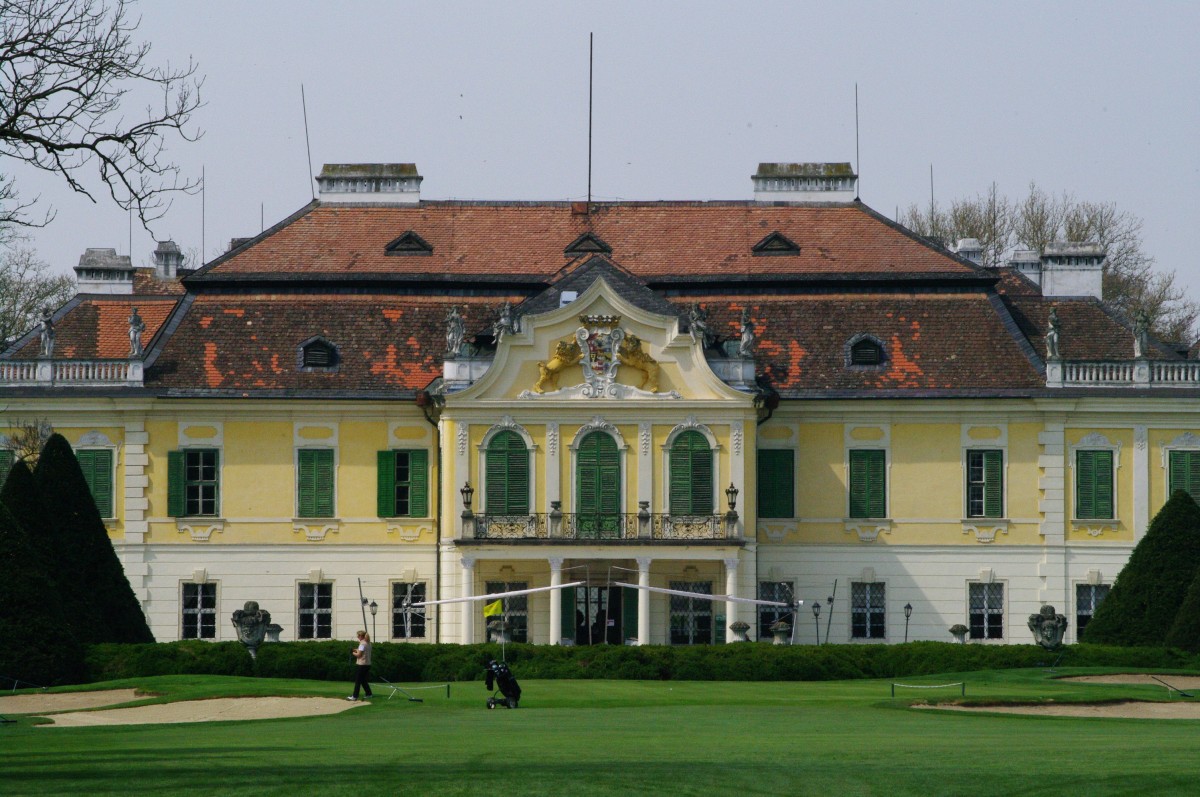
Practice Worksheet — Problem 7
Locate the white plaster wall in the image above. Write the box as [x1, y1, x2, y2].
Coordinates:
[1041, 265, 1103, 299]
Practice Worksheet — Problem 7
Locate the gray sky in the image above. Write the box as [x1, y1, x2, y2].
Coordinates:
[14, 1, 1200, 294]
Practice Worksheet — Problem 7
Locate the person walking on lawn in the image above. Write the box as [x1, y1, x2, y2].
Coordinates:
[348, 630, 373, 701]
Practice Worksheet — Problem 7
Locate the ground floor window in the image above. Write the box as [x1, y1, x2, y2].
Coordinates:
[851, 581, 886, 639]
[391, 582, 426, 639]
[669, 581, 713, 645]
[485, 581, 528, 643]
[757, 581, 793, 641]
[969, 582, 1004, 639]
[181, 582, 216, 639]
[298, 582, 332, 639]
[1076, 583, 1110, 635]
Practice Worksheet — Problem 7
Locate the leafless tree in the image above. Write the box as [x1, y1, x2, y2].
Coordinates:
[0, 247, 74, 346]
[0, 0, 203, 232]
[3, 417, 53, 464]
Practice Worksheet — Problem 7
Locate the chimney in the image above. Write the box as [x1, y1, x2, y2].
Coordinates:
[152, 239, 184, 279]
[316, 163, 422, 205]
[74, 248, 133, 295]
[951, 238, 984, 265]
[753, 163, 857, 203]
[1039, 242, 1105, 299]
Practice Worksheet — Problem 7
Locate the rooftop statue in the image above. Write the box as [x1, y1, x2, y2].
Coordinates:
[445, 306, 466, 356]
[128, 307, 146, 358]
[1045, 308, 1060, 361]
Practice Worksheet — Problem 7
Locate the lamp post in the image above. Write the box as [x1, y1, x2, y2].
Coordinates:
[369, 599, 379, 641]
[725, 483, 739, 512]
[724, 482, 740, 538]
[811, 601, 822, 645]
[903, 602, 913, 643]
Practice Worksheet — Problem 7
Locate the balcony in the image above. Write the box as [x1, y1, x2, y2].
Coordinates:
[1047, 360, 1200, 388]
[469, 511, 737, 542]
[0, 359, 143, 387]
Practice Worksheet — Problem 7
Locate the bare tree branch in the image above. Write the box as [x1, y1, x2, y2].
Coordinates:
[0, 0, 203, 231]
[0, 246, 74, 345]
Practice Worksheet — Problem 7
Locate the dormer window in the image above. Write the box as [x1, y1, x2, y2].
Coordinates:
[564, 232, 612, 257]
[299, 337, 339, 371]
[847, 335, 885, 367]
[384, 231, 433, 256]
[751, 232, 800, 256]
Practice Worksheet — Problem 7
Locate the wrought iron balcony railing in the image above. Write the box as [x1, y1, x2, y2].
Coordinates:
[470, 511, 737, 541]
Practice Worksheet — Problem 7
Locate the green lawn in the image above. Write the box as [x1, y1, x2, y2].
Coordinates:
[2, 670, 1198, 796]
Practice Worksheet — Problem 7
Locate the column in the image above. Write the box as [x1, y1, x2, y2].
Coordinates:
[460, 556, 476, 644]
[637, 557, 652, 645]
[548, 557, 564, 645]
[1133, 425, 1149, 541]
[724, 557, 740, 643]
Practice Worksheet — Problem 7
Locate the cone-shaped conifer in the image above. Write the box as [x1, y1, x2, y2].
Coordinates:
[1082, 490, 1200, 646]
[32, 434, 153, 644]
[1165, 568, 1200, 651]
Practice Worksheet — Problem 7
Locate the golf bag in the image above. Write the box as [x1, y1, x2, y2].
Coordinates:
[485, 659, 521, 709]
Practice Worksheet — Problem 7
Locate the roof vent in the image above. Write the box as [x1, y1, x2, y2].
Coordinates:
[74, 248, 133, 295]
[753, 163, 857, 203]
[564, 232, 611, 257]
[385, 230, 433, 256]
[752, 232, 800, 256]
[316, 163, 422, 205]
[1040, 243, 1106, 299]
[951, 238, 983, 265]
[152, 239, 184, 278]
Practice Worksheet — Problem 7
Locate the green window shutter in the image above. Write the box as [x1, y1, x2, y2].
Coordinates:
[758, 449, 794, 519]
[560, 586, 575, 641]
[314, 449, 334, 516]
[409, 449, 428, 517]
[983, 450, 1003, 518]
[622, 586, 638, 640]
[167, 450, 185, 517]
[1093, 450, 1113, 518]
[1173, 451, 1200, 502]
[376, 450, 396, 517]
[80, 449, 113, 518]
[298, 449, 333, 517]
[1076, 450, 1096, 519]
[486, 431, 528, 514]
[669, 431, 713, 515]
[850, 450, 885, 518]
[577, 432, 620, 515]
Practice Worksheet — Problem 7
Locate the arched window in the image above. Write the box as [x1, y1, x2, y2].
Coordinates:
[485, 430, 529, 514]
[576, 431, 620, 535]
[669, 430, 714, 514]
[299, 337, 339, 370]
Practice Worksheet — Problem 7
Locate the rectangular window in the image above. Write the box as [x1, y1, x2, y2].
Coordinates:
[1076, 583, 1110, 634]
[1169, 450, 1200, 503]
[168, 449, 219, 517]
[669, 580, 713, 645]
[966, 450, 1003, 518]
[181, 582, 217, 639]
[391, 582, 426, 639]
[77, 449, 115, 518]
[485, 581, 528, 643]
[848, 449, 886, 518]
[376, 449, 428, 517]
[757, 581, 794, 641]
[758, 450, 794, 519]
[969, 582, 1004, 640]
[1076, 450, 1114, 519]
[298, 582, 332, 639]
[851, 582, 886, 639]
[297, 449, 335, 518]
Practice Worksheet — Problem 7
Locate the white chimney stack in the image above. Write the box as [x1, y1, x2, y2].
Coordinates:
[1037, 243, 1105, 299]
[952, 238, 984, 265]
[753, 163, 857, 202]
[74, 248, 133, 295]
[316, 163, 422, 205]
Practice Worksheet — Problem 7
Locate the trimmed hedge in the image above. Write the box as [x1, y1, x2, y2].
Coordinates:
[83, 640, 1200, 685]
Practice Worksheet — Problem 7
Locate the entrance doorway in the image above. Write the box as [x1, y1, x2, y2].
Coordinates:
[573, 586, 622, 645]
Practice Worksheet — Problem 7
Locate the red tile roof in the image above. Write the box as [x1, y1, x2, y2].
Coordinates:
[11, 296, 177, 360]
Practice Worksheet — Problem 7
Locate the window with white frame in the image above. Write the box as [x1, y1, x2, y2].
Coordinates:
[485, 581, 528, 643]
[391, 582, 426, 639]
[1076, 583, 1110, 635]
[1168, 449, 1200, 503]
[968, 582, 1004, 640]
[181, 582, 217, 639]
[851, 582, 886, 639]
[966, 450, 1003, 518]
[1075, 449, 1115, 519]
[168, 448, 220, 517]
[669, 580, 713, 645]
[757, 581, 793, 641]
[298, 582, 332, 639]
[76, 448, 115, 518]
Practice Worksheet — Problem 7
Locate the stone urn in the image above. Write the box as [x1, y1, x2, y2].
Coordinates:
[487, 619, 512, 644]
[769, 620, 791, 645]
[949, 624, 969, 644]
[729, 620, 751, 642]
[265, 624, 283, 643]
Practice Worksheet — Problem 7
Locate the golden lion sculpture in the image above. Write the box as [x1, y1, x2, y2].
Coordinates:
[534, 339, 583, 393]
[617, 334, 660, 393]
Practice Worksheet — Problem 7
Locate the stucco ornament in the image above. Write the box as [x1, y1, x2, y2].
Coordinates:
[616, 332, 659, 392]
[445, 306, 466, 356]
[534, 338, 583, 393]
[526, 315, 677, 399]
[38, 307, 55, 357]
[232, 600, 271, 659]
[1045, 308, 1061, 361]
[128, 307, 146, 357]
[1027, 605, 1068, 650]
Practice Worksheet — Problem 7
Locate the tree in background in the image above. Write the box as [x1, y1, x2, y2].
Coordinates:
[2, 418, 54, 466]
[1165, 568, 1200, 652]
[0, 0, 203, 234]
[0, 249, 73, 346]
[1081, 490, 1200, 646]
[32, 433, 153, 644]
[901, 183, 1199, 344]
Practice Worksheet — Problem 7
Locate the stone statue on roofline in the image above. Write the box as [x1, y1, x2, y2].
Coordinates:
[1133, 309, 1150, 359]
[1044, 308, 1061, 361]
[738, 307, 757, 359]
[688, 303, 715, 349]
[445, 306, 466, 357]
[493, 300, 518, 343]
[38, 307, 55, 358]
[128, 307, 146, 358]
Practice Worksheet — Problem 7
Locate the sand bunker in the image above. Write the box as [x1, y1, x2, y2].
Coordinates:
[38, 696, 362, 727]
[918, 701, 1200, 719]
[0, 689, 144, 714]
[1061, 673, 1200, 688]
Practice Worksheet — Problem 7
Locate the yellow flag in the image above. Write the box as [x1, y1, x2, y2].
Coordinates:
[483, 599, 503, 617]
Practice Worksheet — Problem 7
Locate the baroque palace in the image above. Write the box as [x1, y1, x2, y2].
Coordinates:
[3, 162, 1196, 646]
